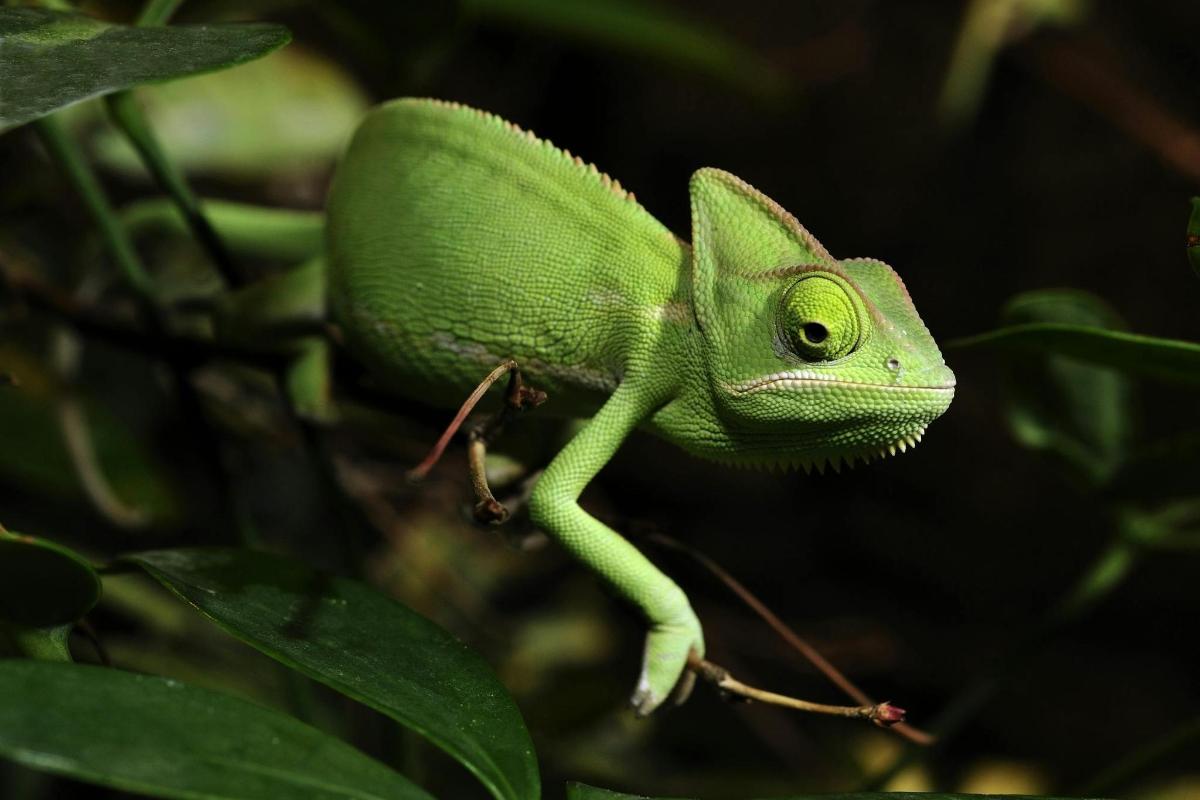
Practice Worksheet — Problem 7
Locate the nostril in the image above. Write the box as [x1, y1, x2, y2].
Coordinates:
[886, 357, 900, 370]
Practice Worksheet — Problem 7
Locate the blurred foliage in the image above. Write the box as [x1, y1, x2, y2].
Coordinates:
[2, 0, 1200, 798]
[0, 7, 289, 132]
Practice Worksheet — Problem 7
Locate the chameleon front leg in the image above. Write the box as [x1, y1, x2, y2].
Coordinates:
[528, 383, 704, 715]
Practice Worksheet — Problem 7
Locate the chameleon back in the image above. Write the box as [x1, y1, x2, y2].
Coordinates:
[326, 98, 688, 415]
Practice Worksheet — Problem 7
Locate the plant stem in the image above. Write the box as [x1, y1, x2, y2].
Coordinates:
[33, 116, 158, 305]
[136, 0, 183, 26]
[104, 0, 243, 288]
[104, 93, 243, 288]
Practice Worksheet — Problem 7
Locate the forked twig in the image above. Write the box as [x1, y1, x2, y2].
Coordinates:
[407, 360, 546, 524]
[687, 651, 905, 726]
[652, 532, 934, 744]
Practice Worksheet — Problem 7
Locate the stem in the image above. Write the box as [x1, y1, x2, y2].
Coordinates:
[104, 92, 243, 288]
[33, 117, 157, 304]
[650, 532, 933, 745]
[105, 0, 243, 288]
[687, 652, 905, 726]
[135, 0, 182, 26]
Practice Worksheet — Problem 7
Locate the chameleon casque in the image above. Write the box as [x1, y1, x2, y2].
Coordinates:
[325, 98, 956, 715]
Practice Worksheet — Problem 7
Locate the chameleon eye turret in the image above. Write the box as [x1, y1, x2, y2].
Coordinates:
[779, 273, 863, 362]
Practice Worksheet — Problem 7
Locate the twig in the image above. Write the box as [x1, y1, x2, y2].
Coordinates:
[651, 532, 934, 745]
[1025, 37, 1200, 184]
[687, 652, 905, 726]
[407, 360, 546, 486]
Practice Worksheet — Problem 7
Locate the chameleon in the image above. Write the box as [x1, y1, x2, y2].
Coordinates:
[323, 98, 957, 715]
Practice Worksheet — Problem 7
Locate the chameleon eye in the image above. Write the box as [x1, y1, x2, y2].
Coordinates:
[780, 275, 861, 361]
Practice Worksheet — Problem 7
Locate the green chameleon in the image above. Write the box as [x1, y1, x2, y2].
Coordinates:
[152, 97, 954, 714]
[320, 98, 957, 714]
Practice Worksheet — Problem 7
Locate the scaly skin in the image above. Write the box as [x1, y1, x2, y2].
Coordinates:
[325, 98, 955, 714]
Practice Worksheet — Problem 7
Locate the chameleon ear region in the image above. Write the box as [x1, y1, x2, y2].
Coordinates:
[689, 168, 833, 335]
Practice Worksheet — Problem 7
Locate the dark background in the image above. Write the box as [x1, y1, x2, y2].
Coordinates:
[2, 1, 1199, 798]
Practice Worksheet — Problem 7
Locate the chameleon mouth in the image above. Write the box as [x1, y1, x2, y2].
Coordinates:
[784, 425, 929, 475]
[729, 370, 957, 396]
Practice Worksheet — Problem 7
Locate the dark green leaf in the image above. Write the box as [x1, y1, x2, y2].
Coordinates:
[566, 785, 1092, 800]
[0, 530, 100, 628]
[0, 660, 432, 800]
[1188, 197, 1200, 279]
[0, 8, 289, 133]
[997, 290, 1132, 485]
[946, 322, 1200, 385]
[0, 623, 72, 661]
[129, 548, 540, 800]
[460, 0, 785, 98]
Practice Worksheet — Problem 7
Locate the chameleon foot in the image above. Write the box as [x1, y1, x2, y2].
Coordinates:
[630, 607, 705, 716]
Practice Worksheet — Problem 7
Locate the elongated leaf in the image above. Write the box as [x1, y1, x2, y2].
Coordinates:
[1188, 197, 1200, 278]
[947, 324, 1200, 385]
[566, 784, 1090, 800]
[998, 290, 1132, 485]
[0, 530, 99, 628]
[88, 47, 368, 179]
[129, 548, 540, 800]
[0, 8, 289, 133]
[461, 0, 785, 97]
[0, 661, 431, 800]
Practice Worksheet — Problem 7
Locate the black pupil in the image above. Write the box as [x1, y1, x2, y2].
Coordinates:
[803, 322, 828, 344]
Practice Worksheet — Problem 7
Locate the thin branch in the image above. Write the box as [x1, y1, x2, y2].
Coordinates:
[688, 652, 905, 726]
[651, 532, 934, 745]
[408, 360, 518, 481]
[33, 117, 157, 305]
[1025, 37, 1200, 184]
[104, 92, 243, 288]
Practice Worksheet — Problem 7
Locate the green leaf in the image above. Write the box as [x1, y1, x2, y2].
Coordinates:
[0, 660, 432, 800]
[0, 530, 100, 628]
[996, 290, 1133, 485]
[128, 548, 540, 800]
[0, 623, 72, 662]
[0, 8, 289, 133]
[87, 46, 368, 179]
[460, 0, 785, 98]
[565, 785, 1089, 800]
[946, 322, 1200, 385]
[1188, 197, 1200, 278]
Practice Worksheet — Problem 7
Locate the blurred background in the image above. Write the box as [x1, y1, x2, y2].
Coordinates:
[2, 1, 1199, 798]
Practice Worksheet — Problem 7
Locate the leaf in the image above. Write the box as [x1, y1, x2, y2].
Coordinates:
[0, 8, 290, 133]
[0, 623, 72, 662]
[460, 0, 785, 98]
[1188, 197, 1200, 279]
[86, 46, 368, 179]
[946, 322, 1200, 385]
[128, 548, 540, 800]
[0, 530, 100, 628]
[0, 660, 432, 800]
[565, 784, 1089, 800]
[997, 290, 1133, 485]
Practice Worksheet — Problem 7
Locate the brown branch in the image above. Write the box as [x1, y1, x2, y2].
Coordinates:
[688, 652, 905, 726]
[1025, 37, 1200, 183]
[651, 532, 934, 745]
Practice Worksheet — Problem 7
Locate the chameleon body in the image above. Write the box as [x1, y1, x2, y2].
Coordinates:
[326, 98, 956, 714]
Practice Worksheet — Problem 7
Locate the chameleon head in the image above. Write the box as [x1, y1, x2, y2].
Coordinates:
[672, 168, 955, 470]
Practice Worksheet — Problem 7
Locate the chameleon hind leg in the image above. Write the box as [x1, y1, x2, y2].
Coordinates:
[528, 382, 704, 715]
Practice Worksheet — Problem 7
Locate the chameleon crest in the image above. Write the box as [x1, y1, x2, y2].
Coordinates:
[327, 98, 954, 714]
